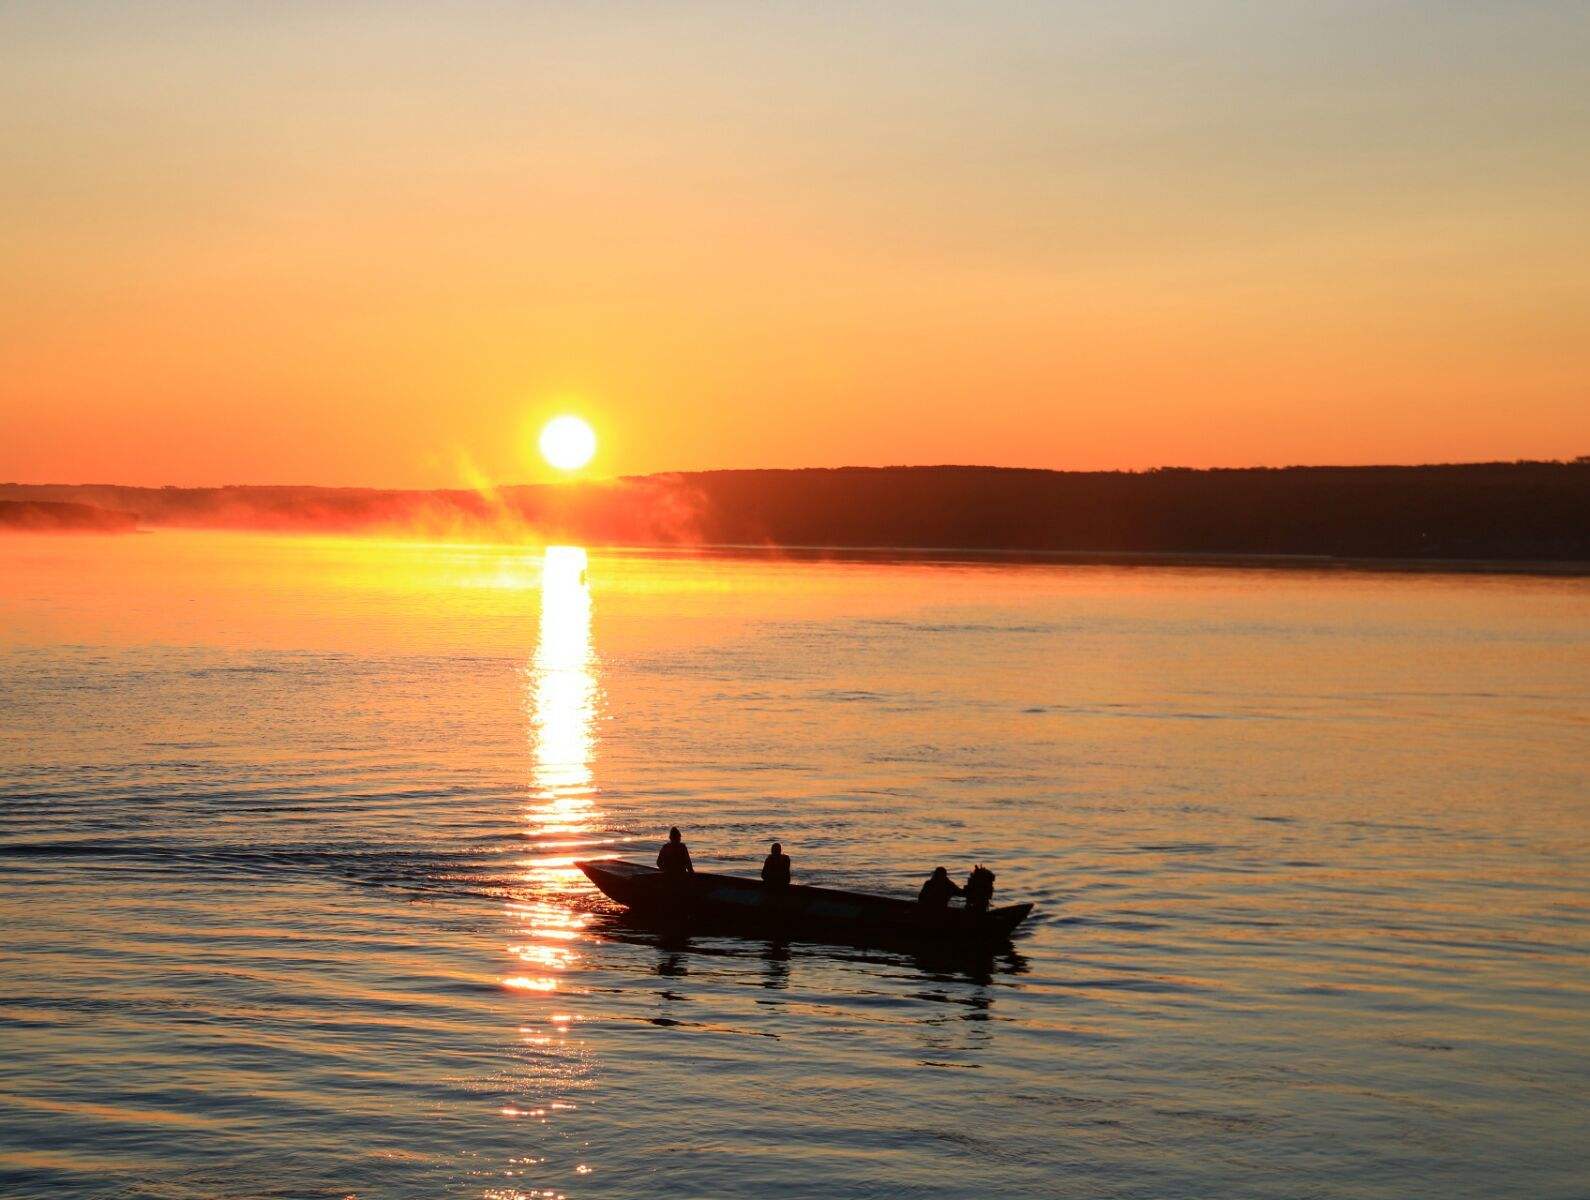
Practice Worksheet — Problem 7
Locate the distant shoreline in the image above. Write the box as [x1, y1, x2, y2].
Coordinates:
[3, 461, 1587, 570]
[601, 542, 1590, 578]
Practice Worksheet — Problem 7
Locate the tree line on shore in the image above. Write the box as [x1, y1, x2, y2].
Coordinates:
[3, 461, 1585, 562]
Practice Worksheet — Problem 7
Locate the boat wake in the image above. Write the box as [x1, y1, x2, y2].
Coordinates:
[0, 834, 621, 905]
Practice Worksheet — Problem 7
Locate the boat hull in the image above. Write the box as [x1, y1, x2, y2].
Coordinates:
[576, 859, 1033, 946]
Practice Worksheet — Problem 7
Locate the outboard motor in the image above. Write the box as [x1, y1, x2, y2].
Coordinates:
[964, 865, 995, 915]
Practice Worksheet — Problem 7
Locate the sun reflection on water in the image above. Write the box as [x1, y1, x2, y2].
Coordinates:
[509, 546, 600, 993]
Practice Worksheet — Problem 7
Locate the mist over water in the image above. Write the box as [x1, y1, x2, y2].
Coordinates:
[1, 532, 1586, 1199]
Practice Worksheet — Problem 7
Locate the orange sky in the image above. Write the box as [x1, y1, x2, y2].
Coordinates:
[2, 3, 1587, 487]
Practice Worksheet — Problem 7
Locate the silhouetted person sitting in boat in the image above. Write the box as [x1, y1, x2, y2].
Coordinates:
[761, 842, 791, 888]
[657, 827, 694, 877]
[964, 865, 995, 915]
[917, 866, 963, 909]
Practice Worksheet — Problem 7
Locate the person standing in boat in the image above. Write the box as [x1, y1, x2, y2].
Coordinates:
[657, 827, 694, 876]
[761, 842, 791, 888]
[917, 866, 963, 908]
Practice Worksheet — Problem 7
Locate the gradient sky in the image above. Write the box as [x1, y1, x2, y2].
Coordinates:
[2, 2, 1587, 486]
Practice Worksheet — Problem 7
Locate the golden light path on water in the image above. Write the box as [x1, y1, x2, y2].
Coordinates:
[501, 545, 600, 1140]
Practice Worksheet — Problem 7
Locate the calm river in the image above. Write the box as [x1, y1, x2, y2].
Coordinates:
[1, 532, 1585, 1198]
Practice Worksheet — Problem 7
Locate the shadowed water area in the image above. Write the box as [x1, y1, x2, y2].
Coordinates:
[1, 532, 1586, 1199]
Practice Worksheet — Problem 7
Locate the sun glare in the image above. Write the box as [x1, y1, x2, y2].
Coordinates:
[539, 416, 597, 471]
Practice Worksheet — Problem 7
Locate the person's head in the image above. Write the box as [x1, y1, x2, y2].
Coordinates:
[771, 842, 782, 856]
[932, 866, 949, 880]
[668, 826, 681, 842]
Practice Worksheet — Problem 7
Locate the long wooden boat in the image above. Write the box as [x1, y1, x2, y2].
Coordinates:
[576, 859, 1034, 945]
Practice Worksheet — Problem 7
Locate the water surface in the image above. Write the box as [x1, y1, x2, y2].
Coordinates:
[1, 532, 1586, 1198]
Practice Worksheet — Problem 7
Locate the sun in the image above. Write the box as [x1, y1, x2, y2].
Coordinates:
[538, 415, 597, 471]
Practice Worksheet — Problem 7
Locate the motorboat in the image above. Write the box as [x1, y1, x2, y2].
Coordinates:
[576, 858, 1034, 946]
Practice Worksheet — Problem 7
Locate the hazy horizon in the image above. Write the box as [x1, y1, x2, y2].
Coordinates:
[7, 454, 1589, 494]
[8, 461, 1585, 567]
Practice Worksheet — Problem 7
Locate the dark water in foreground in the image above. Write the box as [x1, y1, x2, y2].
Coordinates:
[1, 533, 1586, 1199]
